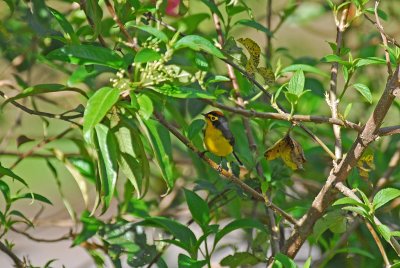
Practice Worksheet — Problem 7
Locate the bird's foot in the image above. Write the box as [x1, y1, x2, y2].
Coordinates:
[217, 163, 223, 173]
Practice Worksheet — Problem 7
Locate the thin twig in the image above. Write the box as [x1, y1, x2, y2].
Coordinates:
[365, 221, 391, 267]
[79, 0, 107, 47]
[0, 240, 25, 268]
[374, 0, 392, 75]
[0, 128, 74, 176]
[104, 0, 139, 50]
[266, 0, 272, 62]
[329, 3, 349, 162]
[364, 15, 400, 48]
[0, 91, 82, 126]
[11, 227, 71, 243]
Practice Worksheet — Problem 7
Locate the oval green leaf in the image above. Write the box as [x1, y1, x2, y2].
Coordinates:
[83, 87, 120, 142]
[174, 35, 226, 59]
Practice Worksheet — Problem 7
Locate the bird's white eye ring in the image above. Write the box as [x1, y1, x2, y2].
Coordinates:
[210, 116, 217, 121]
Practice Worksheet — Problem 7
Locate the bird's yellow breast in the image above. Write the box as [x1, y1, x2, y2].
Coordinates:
[204, 121, 233, 157]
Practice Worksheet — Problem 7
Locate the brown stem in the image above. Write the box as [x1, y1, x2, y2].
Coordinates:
[374, 0, 393, 75]
[11, 227, 71, 243]
[364, 15, 400, 48]
[104, 0, 138, 50]
[365, 221, 391, 267]
[0, 91, 82, 126]
[283, 65, 400, 258]
[266, 0, 272, 62]
[79, 0, 107, 47]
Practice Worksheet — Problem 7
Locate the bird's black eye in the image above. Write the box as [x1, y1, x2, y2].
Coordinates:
[209, 115, 218, 121]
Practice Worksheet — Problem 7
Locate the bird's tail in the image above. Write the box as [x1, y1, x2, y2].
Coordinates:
[233, 151, 243, 166]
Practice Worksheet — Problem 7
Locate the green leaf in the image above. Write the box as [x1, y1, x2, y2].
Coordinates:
[139, 217, 197, 257]
[355, 57, 386, 67]
[365, 8, 388, 21]
[321, 54, 350, 66]
[333, 197, 369, 211]
[373, 188, 400, 210]
[133, 25, 168, 43]
[12, 193, 52, 205]
[235, 19, 272, 36]
[343, 103, 352, 118]
[48, 7, 79, 44]
[154, 84, 215, 99]
[83, 87, 120, 142]
[200, 0, 224, 23]
[285, 92, 298, 104]
[273, 253, 296, 268]
[288, 69, 305, 96]
[184, 189, 210, 228]
[95, 124, 119, 212]
[313, 210, 346, 240]
[141, 118, 176, 191]
[174, 35, 226, 59]
[3, 0, 14, 14]
[0, 164, 28, 187]
[352, 83, 372, 103]
[134, 48, 161, 63]
[214, 219, 266, 248]
[114, 116, 150, 198]
[73, 211, 103, 246]
[376, 224, 392, 242]
[205, 75, 230, 85]
[47, 45, 125, 69]
[0, 180, 10, 202]
[220, 252, 262, 268]
[335, 247, 375, 259]
[303, 257, 311, 268]
[187, 119, 205, 140]
[341, 206, 368, 217]
[280, 64, 329, 78]
[178, 254, 207, 268]
[1, 84, 86, 108]
[137, 94, 153, 120]
[84, 0, 103, 38]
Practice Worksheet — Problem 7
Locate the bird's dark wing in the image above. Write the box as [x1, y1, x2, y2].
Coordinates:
[214, 117, 235, 146]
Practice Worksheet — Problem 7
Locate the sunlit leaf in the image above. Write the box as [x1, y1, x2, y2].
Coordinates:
[373, 188, 400, 210]
[174, 35, 225, 59]
[264, 134, 306, 170]
[352, 83, 372, 103]
[134, 48, 161, 63]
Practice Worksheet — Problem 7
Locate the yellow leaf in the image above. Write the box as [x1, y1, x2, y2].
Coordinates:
[257, 67, 275, 85]
[356, 150, 375, 179]
[264, 134, 306, 170]
[237, 38, 261, 75]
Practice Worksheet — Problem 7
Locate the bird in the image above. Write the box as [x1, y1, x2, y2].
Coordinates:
[202, 110, 243, 168]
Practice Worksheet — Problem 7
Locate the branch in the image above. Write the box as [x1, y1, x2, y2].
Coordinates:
[364, 15, 400, 48]
[154, 112, 298, 226]
[79, 0, 107, 47]
[104, 0, 138, 50]
[365, 221, 391, 267]
[11, 227, 71, 243]
[0, 240, 25, 268]
[0, 91, 82, 126]
[374, 0, 392, 75]
[329, 3, 349, 161]
[0, 128, 74, 176]
[283, 65, 400, 258]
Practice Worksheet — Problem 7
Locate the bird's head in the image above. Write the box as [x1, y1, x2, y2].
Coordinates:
[202, 110, 225, 123]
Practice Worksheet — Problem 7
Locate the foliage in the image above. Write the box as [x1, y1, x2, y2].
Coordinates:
[0, 0, 400, 267]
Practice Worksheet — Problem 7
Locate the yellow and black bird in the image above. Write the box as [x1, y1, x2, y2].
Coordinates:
[202, 110, 242, 167]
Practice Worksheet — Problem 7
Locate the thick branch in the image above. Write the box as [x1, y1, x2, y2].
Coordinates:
[283, 65, 400, 258]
